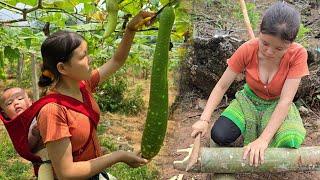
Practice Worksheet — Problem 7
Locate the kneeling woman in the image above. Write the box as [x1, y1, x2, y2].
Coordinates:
[191, 2, 308, 167]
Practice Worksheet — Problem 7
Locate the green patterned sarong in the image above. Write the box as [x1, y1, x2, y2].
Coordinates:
[221, 84, 306, 148]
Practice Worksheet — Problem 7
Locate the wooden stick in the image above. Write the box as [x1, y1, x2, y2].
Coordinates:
[186, 133, 201, 171]
[238, 0, 255, 39]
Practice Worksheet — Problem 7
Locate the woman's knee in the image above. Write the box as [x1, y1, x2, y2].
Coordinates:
[211, 126, 230, 146]
[211, 116, 241, 146]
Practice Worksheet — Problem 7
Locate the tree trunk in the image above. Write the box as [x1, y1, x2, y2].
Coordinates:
[31, 54, 39, 100]
[174, 146, 320, 173]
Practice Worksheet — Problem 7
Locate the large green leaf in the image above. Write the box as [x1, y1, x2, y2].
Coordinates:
[82, 2, 97, 14]
[24, 38, 32, 49]
[39, 13, 68, 27]
[42, 0, 77, 11]
[4, 0, 38, 6]
[4, 46, 20, 62]
[150, 0, 159, 6]
[173, 6, 190, 39]
[119, 0, 148, 14]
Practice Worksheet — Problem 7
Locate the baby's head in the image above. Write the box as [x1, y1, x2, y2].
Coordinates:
[0, 87, 32, 119]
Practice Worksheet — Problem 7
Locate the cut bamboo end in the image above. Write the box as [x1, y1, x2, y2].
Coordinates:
[173, 144, 201, 172]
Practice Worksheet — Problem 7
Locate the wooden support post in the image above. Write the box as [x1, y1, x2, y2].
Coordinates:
[31, 53, 39, 101]
[239, 0, 255, 39]
[17, 53, 24, 81]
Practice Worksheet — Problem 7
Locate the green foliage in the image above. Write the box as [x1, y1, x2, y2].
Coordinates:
[94, 72, 145, 116]
[120, 85, 144, 115]
[296, 24, 311, 46]
[95, 76, 127, 113]
[4, 46, 20, 61]
[233, 2, 260, 30]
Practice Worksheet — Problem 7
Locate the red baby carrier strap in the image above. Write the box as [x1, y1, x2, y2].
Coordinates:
[0, 82, 100, 176]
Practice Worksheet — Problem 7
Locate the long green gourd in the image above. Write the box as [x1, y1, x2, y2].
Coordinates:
[141, 6, 175, 159]
[104, 0, 118, 38]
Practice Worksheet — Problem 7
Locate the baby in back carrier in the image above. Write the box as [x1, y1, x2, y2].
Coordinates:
[0, 87, 54, 179]
[0, 87, 114, 180]
[0, 87, 40, 149]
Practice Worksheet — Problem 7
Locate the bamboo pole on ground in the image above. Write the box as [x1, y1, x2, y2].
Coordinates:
[174, 146, 320, 173]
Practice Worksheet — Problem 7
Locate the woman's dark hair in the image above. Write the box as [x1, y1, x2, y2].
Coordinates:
[38, 30, 85, 87]
[260, 2, 300, 42]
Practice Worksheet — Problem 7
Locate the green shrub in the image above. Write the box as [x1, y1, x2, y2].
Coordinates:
[120, 85, 144, 115]
[233, 2, 260, 30]
[95, 76, 144, 116]
[296, 24, 311, 47]
[95, 77, 127, 113]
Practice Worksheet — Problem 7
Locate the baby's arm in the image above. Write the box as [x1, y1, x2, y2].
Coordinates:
[28, 118, 41, 150]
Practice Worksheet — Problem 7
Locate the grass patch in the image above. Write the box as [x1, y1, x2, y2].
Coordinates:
[0, 132, 33, 179]
[99, 134, 159, 179]
[107, 163, 158, 180]
[99, 135, 118, 152]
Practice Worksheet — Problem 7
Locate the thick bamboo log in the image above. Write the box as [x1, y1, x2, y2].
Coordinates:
[174, 146, 320, 173]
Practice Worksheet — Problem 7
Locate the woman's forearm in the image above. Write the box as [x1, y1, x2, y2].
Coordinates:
[200, 84, 228, 122]
[200, 67, 238, 123]
[259, 102, 291, 143]
[60, 151, 125, 179]
[111, 28, 136, 66]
